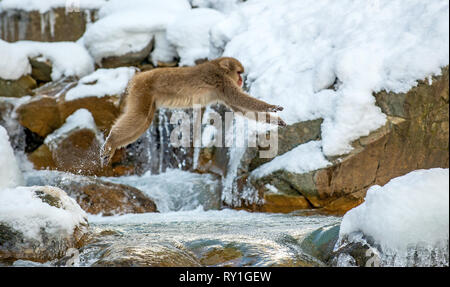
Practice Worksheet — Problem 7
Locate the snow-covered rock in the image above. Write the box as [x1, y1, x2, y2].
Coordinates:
[82, 0, 191, 65]
[336, 168, 449, 266]
[0, 39, 94, 81]
[0, 185, 89, 262]
[65, 67, 136, 101]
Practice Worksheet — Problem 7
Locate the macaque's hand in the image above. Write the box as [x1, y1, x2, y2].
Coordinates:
[277, 117, 287, 127]
[267, 105, 284, 112]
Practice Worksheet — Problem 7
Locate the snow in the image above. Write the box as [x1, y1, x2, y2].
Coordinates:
[190, 0, 243, 13]
[0, 126, 24, 188]
[82, 0, 191, 65]
[251, 140, 331, 178]
[65, 67, 136, 101]
[211, 0, 449, 156]
[339, 168, 449, 253]
[166, 8, 225, 66]
[44, 109, 103, 150]
[0, 185, 87, 242]
[0, 39, 94, 81]
[0, 0, 107, 13]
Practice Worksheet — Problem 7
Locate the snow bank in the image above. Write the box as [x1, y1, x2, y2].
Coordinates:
[190, 0, 243, 13]
[339, 168, 449, 253]
[0, 126, 24, 189]
[65, 67, 136, 101]
[0, 0, 107, 13]
[44, 109, 103, 150]
[166, 8, 225, 66]
[211, 0, 449, 156]
[251, 140, 331, 178]
[0, 185, 87, 241]
[0, 39, 94, 81]
[82, 0, 191, 65]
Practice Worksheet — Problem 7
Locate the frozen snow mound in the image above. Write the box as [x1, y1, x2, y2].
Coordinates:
[65, 67, 137, 101]
[166, 8, 225, 66]
[338, 168, 449, 266]
[82, 0, 191, 65]
[0, 39, 94, 81]
[0, 126, 24, 189]
[211, 0, 449, 157]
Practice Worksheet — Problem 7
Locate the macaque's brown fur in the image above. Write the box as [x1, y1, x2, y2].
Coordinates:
[101, 57, 285, 165]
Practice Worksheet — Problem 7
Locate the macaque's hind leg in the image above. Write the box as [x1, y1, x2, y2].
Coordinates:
[101, 102, 156, 166]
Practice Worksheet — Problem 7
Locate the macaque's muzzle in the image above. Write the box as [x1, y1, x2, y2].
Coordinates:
[238, 73, 243, 87]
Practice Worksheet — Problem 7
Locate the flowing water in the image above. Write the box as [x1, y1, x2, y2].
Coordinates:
[81, 170, 341, 267]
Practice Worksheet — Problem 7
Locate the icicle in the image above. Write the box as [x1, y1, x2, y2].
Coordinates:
[40, 12, 46, 36]
[49, 9, 56, 38]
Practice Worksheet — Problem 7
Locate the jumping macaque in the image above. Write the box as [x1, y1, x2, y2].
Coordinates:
[101, 57, 286, 165]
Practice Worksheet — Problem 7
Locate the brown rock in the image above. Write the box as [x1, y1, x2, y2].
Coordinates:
[92, 244, 200, 267]
[16, 95, 62, 137]
[25, 171, 158, 215]
[59, 96, 121, 133]
[0, 75, 36, 98]
[0, 8, 98, 42]
[100, 39, 154, 68]
[30, 57, 52, 83]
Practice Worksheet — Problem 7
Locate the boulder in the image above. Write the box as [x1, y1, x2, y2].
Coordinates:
[29, 57, 52, 83]
[300, 223, 340, 263]
[16, 95, 62, 137]
[0, 186, 89, 263]
[92, 244, 200, 267]
[0, 75, 36, 98]
[0, 8, 98, 42]
[25, 170, 158, 215]
[100, 39, 154, 68]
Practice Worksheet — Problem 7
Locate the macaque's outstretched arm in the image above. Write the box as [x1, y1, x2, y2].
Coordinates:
[221, 78, 283, 113]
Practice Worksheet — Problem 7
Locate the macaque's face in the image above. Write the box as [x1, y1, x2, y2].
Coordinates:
[217, 57, 245, 88]
[230, 61, 244, 88]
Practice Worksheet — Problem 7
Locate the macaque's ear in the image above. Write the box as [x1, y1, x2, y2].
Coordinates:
[219, 58, 234, 72]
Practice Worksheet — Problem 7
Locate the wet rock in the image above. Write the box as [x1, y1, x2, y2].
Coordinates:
[198, 246, 243, 266]
[92, 244, 200, 267]
[0, 8, 98, 42]
[0, 186, 89, 263]
[29, 57, 52, 83]
[0, 75, 36, 98]
[300, 223, 340, 263]
[25, 170, 158, 215]
[100, 39, 154, 68]
[16, 95, 62, 137]
[59, 96, 121, 135]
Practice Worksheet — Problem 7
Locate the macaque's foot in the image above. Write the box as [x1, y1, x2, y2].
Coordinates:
[268, 105, 284, 112]
[100, 142, 114, 167]
[278, 118, 287, 127]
